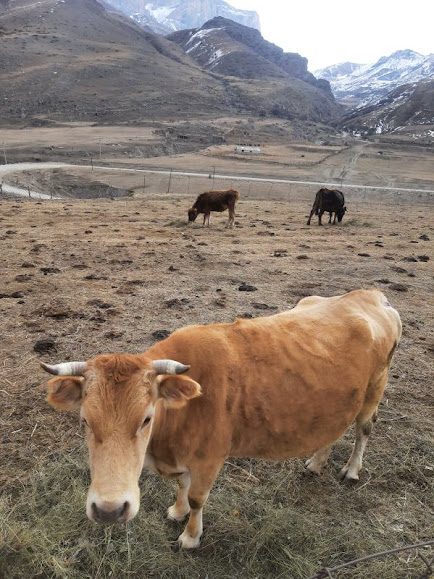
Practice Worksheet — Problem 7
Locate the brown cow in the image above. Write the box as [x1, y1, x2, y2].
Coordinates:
[307, 188, 347, 225]
[187, 189, 240, 228]
[41, 289, 401, 549]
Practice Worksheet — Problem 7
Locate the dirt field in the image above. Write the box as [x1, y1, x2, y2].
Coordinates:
[2, 119, 434, 195]
[1, 175, 433, 578]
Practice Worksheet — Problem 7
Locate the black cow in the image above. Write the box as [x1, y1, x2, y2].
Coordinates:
[307, 188, 347, 226]
[187, 189, 240, 228]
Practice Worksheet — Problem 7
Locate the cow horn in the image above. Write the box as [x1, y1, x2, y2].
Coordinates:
[40, 361, 87, 376]
[152, 359, 190, 375]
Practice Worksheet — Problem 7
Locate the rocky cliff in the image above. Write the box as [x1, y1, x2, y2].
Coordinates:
[168, 17, 333, 96]
[103, 0, 260, 34]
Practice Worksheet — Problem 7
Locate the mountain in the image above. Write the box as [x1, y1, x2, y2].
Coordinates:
[314, 62, 363, 83]
[168, 17, 333, 94]
[336, 79, 434, 138]
[0, 0, 340, 126]
[316, 50, 434, 108]
[102, 0, 260, 35]
[0, 0, 230, 123]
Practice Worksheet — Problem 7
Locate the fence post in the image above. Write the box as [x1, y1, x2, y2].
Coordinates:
[167, 169, 172, 193]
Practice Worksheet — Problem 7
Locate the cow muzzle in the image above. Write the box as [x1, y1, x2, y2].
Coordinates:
[87, 490, 139, 524]
[91, 501, 130, 524]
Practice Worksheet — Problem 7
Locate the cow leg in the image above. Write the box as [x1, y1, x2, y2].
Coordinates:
[307, 208, 315, 225]
[178, 462, 222, 549]
[203, 213, 210, 227]
[328, 212, 332, 224]
[227, 208, 235, 228]
[338, 418, 373, 481]
[333, 213, 337, 224]
[305, 444, 333, 475]
[339, 368, 389, 481]
[318, 211, 324, 225]
[167, 472, 191, 522]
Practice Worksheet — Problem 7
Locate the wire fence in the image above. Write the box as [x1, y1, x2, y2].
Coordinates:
[1, 164, 434, 206]
[308, 539, 434, 579]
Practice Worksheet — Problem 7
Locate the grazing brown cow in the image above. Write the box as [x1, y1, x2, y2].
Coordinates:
[307, 188, 347, 225]
[187, 189, 240, 228]
[41, 289, 401, 549]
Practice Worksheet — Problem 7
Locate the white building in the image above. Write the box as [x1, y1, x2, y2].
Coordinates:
[235, 144, 261, 154]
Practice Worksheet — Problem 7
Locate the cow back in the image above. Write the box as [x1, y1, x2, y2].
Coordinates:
[318, 188, 345, 210]
[193, 189, 239, 212]
[144, 289, 401, 465]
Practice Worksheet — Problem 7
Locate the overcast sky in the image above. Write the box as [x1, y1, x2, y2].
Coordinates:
[227, 0, 434, 71]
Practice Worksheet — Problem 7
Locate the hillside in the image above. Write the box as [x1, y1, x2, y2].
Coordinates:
[103, 0, 260, 34]
[0, 0, 237, 124]
[0, 0, 340, 127]
[168, 16, 332, 94]
[336, 78, 434, 140]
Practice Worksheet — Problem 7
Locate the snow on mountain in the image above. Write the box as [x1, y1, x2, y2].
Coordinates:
[103, 0, 260, 35]
[316, 50, 434, 107]
[314, 62, 363, 82]
[336, 78, 434, 138]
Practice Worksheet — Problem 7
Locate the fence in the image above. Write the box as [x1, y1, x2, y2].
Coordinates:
[308, 539, 434, 578]
[1, 165, 434, 206]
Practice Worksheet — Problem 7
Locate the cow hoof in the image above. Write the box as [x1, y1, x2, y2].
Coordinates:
[178, 530, 201, 549]
[167, 505, 190, 522]
[305, 458, 325, 475]
[338, 467, 359, 482]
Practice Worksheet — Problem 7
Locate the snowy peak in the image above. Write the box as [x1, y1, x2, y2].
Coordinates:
[316, 49, 434, 107]
[314, 62, 363, 82]
[103, 0, 260, 34]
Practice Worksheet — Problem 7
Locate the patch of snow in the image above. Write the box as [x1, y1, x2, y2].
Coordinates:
[207, 49, 224, 68]
[186, 28, 221, 45]
[145, 3, 173, 23]
[186, 41, 202, 54]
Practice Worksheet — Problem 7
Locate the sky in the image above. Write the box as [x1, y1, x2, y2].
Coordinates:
[227, 0, 434, 71]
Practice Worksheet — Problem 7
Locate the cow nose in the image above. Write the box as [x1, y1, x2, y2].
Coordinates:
[91, 501, 130, 524]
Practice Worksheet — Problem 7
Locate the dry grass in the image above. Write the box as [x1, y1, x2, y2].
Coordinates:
[0, 183, 433, 578]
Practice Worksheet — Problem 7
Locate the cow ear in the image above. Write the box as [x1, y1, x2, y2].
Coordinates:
[157, 375, 201, 409]
[46, 376, 84, 411]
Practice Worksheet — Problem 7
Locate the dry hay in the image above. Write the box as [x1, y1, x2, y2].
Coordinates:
[0, 187, 433, 578]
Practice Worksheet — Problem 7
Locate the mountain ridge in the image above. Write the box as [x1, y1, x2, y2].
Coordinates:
[315, 49, 434, 107]
[168, 17, 333, 96]
[335, 78, 434, 139]
[102, 0, 260, 34]
[0, 0, 340, 127]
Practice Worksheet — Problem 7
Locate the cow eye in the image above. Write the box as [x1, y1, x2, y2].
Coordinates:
[142, 417, 151, 428]
[81, 417, 90, 429]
